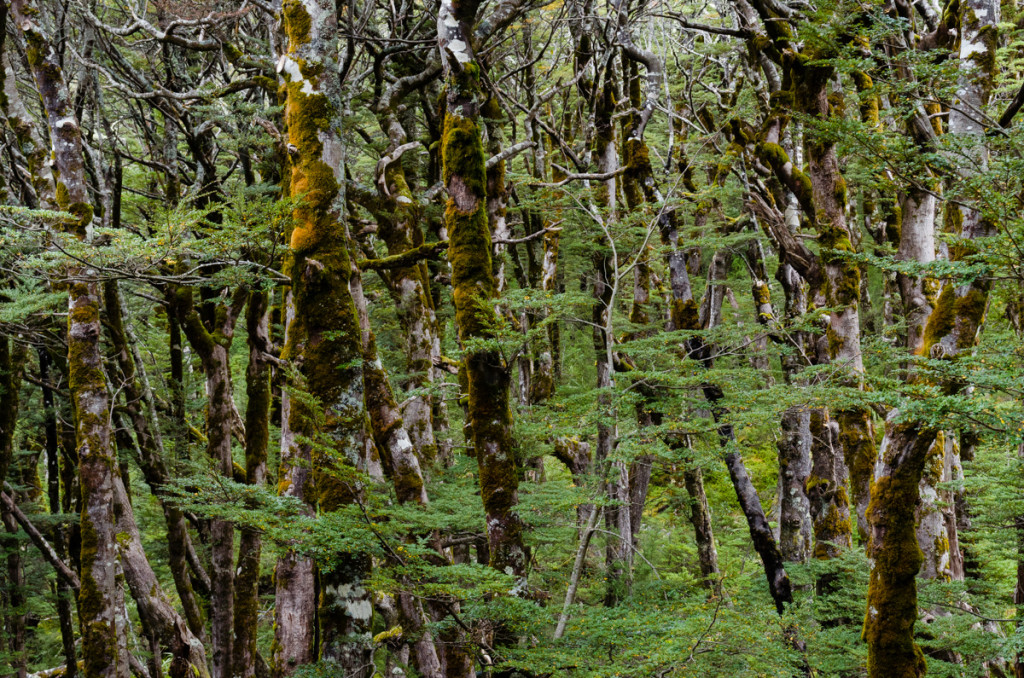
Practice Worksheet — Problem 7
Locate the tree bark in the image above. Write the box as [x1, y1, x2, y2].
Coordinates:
[777, 407, 813, 564]
[278, 1, 379, 673]
[103, 283, 206, 640]
[8, 3, 131, 677]
[234, 291, 273, 678]
[439, 0, 528, 580]
[173, 287, 245, 678]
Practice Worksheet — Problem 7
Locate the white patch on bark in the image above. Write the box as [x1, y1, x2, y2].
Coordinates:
[276, 55, 315, 95]
[326, 583, 373, 621]
[447, 40, 471, 63]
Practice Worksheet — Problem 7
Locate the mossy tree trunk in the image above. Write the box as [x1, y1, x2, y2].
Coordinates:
[741, 0, 866, 549]
[0, 336, 27, 678]
[234, 291, 272, 678]
[172, 285, 246, 678]
[522, 58, 562, 405]
[438, 0, 528, 581]
[103, 282, 210, 667]
[863, 418, 934, 677]
[9, 3, 130, 677]
[864, 1, 998, 671]
[352, 265, 444, 678]
[278, 0, 378, 673]
[370, 82, 445, 467]
[0, 53, 55, 209]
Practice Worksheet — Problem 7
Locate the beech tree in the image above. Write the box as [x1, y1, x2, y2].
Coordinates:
[5, 0, 1024, 676]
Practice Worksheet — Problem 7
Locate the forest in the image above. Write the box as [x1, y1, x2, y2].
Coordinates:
[1, 0, 1024, 675]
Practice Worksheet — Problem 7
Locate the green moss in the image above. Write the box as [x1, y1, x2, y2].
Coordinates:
[917, 283, 988, 357]
[480, 95, 502, 121]
[954, 287, 988, 349]
[222, 42, 244, 63]
[923, 431, 946, 485]
[862, 425, 933, 677]
[919, 283, 956, 356]
[623, 138, 651, 209]
[671, 298, 700, 331]
[282, 0, 312, 46]
[55, 181, 69, 208]
[442, 114, 487, 203]
[67, 201, 94, 231]
[750, 34, 773, 52]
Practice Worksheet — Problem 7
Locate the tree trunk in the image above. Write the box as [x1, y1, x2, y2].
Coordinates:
[279, 2, 378, 673]
[2, 507, 26, 678]
[272, 292, 316, 678]
[8, 2, 131, 676]
[439, 0, 528, 580]
[110, 470, 211, 678]
[683, 465, 722, 598]
[864, 417, 934, 677]
[0, 337, 27, 678]
[103, 283, 206, 640]
[353, 252, 445, 678]
[234, 292, 273, 678]
[174, 288, 245, 678]
[777, 407, 813, 563]
[370, 101, 444, 466]
[864, 0, 997, 671]
[807, 409, 852, 564]
[39, 348, 78, 678]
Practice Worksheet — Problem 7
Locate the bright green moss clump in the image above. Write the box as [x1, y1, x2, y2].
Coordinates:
[282, 0, 312, 45]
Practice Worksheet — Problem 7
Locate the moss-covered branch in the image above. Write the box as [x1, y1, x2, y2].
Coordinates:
[358, 240, 448, 271]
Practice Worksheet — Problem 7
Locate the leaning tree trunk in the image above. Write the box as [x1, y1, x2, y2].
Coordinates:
[864, 0, 998, 672]
[438, 0, 528, 580]
[353, 268, 444, 678]
[741, 0, 865, 549]
[103, 282, 207, 641]
[8, 3, 130, 677]
[588, 64, 632, 607]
